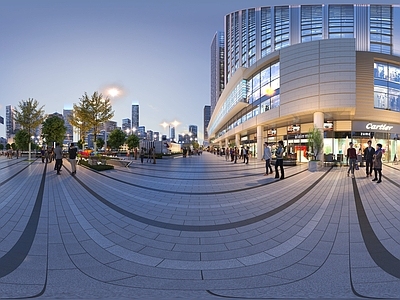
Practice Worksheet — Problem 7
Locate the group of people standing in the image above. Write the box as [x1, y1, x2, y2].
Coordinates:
[40, 143, 77, 175]
[347, 140, 383, 182]
[262, 140, 285, 180]
[224, 146, 251, 164]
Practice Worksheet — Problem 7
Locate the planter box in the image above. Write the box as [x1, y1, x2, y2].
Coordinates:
[308, 160, 323, 172]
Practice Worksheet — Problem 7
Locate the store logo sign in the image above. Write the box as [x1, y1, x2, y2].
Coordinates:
[365, 123, 394, 131]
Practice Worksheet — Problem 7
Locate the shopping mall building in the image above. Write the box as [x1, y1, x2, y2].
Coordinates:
[208, 3, 400, 163]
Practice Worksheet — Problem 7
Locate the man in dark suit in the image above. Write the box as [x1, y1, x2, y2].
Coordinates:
[363, 140, 375, 177]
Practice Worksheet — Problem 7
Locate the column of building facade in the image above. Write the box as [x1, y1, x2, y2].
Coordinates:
[314, 111, 324, 161]
[235, 134, 240, 148]
[225, 138, 229, 148]
[257, 125, 263, 160]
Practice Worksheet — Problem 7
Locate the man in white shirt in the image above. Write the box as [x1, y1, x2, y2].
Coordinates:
[262, 142, 273, 175]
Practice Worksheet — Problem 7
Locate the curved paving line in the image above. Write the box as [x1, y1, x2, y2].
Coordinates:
[70, 167, 332, 232]
[0, 162, 48, 287]
[110, 165, 297, 181]
[81, 165, 307, 195]
[0, 158, 27, 170]
[0, 160, 35, 187]
[352, 177, 400, 279]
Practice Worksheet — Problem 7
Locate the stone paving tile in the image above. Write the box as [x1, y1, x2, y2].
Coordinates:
[1, 156, 400, 298]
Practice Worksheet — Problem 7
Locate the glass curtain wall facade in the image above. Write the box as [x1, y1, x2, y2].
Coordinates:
[212, 4, 400, 161]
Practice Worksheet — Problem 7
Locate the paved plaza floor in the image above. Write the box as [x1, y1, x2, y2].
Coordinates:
[1, 152, 400, 299]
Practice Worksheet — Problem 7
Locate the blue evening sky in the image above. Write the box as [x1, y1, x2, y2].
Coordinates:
[0, 0, 387, 141]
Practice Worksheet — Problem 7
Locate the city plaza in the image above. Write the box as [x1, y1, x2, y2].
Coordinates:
[1, 153, 400, 298]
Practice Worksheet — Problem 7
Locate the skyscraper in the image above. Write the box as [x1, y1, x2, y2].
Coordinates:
[209, 3, 400, 162]
[203, 105, 211, 143]
[189, 125, 198, 139]
[122, 118, 131, 132]
[63, 109, 73, 144]
[211, 31, 225, 116]
[170, 127, 175, 140]
[5, 105, 15, 141]
[131, 104, 139, 129]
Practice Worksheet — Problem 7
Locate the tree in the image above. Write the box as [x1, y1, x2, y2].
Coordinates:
[11, 143, 17, 150]
[41, 116, 67, 146]
[191, 141, 200, 150]
[308, 126, 324, 161]
[14, 130, 30, 150]
[5, 143, 11, 150]
[96, 138, 105, 150]
[0, 144, 3, 151]
[71, 92, 114, 148]
[13, 98, 45, 145]
[126, 134, 140, 150]
[107, 129, 126, 150]
[68, 105, 91, 149]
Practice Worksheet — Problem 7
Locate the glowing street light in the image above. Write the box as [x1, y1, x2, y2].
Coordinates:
[108, 88, 120, 98]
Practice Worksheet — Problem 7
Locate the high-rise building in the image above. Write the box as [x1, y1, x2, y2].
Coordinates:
[209, 3, 400, 162]
[153, 131, 160, 141]
[5, 105, 15, 140]
[131, 104, 139, 129]
[189, 125, 198, 139]
[63, 109, 73, 144]
[170, 127, 175, 140]
[122, 118, 131, 132]
[138, 126, 146, 139]
[211, 31, 225, 115]
[203, 105, 211, 143]
[146, 130, 153, 141]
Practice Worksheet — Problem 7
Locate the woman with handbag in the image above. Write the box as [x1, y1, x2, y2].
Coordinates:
[372, 143, 383, 183]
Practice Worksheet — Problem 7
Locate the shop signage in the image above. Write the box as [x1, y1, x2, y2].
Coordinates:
[352, 121, 400, 133]
[365, 123, 393, 131]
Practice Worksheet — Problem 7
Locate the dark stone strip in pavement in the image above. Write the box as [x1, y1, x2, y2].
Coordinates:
[71, 167, 332, 232]
[81, 165, 307, 195]
[0, 163, 47, 281]
[0, 158, 27, 170]
[112, 166, 283, 181]
[352, 177, 400, 279]
[0, 160, 34, 187]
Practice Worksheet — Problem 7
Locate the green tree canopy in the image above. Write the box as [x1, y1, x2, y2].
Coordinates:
[5, 143, 11, 150]
[96, 137, 105, 150]
[126, 134, 140, 150]
[41, 116, 67, 146]
[13, 98, 45, 144]
[107, 129, 126, 150]
[14, 130, 30, 150]
[71, 92, 114, 148]
[0, 144, 3, 151]
[308, 126, 324, 160]
[11, 143, 17, 150]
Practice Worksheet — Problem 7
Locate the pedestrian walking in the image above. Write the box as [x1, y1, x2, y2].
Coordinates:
[68, 142, 77, 175]
[363, 140, 375, 177]
[140, 147, 145, 163]
[274, 140, 285, 179]
[152, 146, 156, 164]
[244, 146, 250, 164]
[372, 143, 383, 183]
[54, 142, 63, 175]
[347, 142, 357, 178]
[262, 142, 273, 175]
[234, 146, 238, 163]
[41, 146, 46, 163]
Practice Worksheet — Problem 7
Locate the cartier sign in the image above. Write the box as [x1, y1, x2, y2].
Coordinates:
[365, 123, 394, 131]
[352, 121, 400, 133]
